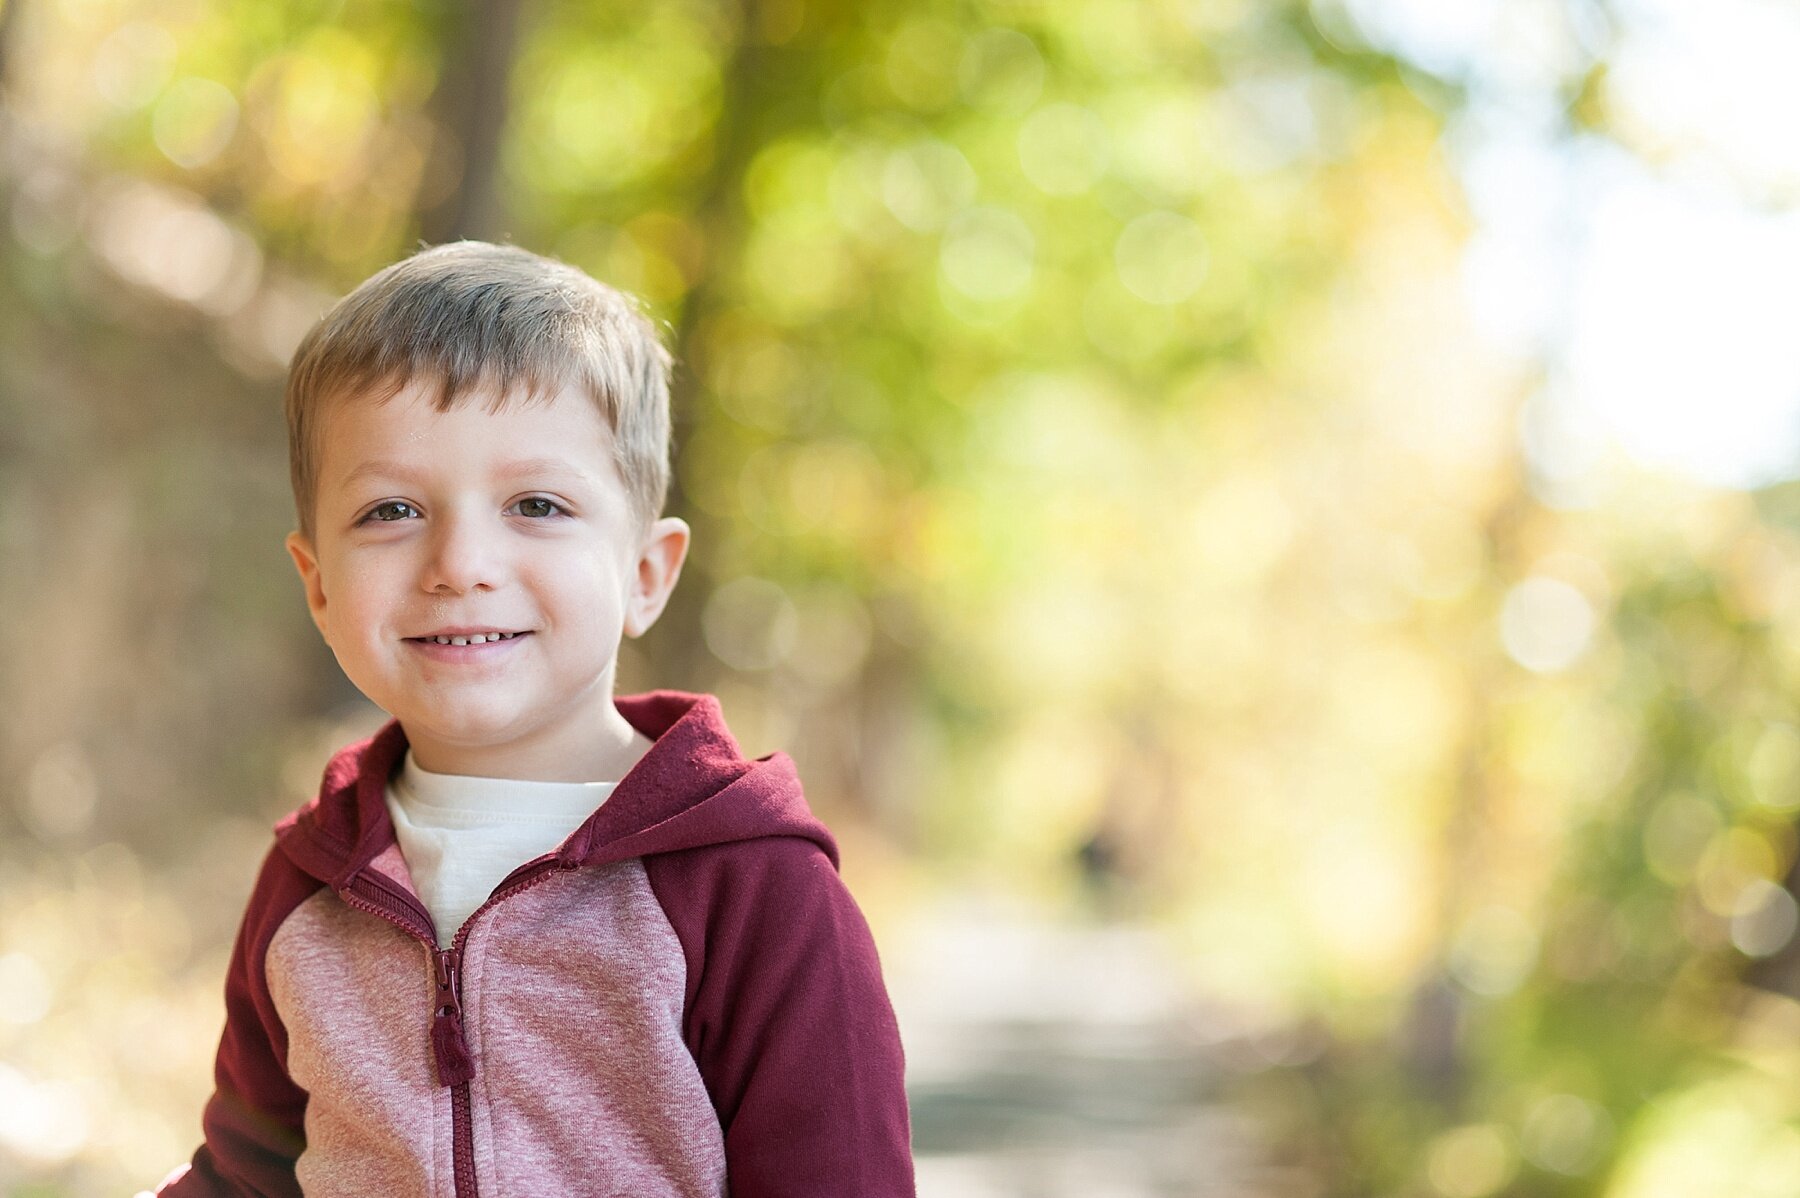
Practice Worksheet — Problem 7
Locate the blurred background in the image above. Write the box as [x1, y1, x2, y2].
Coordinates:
[4, 0, 1800, 1194]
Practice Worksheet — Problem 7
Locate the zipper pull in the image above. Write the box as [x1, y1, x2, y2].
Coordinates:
[430, 947, 475, 1087]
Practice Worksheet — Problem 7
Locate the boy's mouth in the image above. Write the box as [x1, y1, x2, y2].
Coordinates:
[405, 629, 531, 647]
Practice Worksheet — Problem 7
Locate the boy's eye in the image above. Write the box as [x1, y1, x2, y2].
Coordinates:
[511, 496, 564, 519]
[364, 501, 421, 523]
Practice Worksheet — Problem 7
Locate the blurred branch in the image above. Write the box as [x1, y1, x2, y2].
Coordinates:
[0, 0, 23, 99]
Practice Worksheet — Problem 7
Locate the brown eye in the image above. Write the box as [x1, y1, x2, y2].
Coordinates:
[367, 501, 420, 522]
[514, 497, 561, 518]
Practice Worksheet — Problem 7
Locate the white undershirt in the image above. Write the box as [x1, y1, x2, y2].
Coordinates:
[384, 751, 616, 947]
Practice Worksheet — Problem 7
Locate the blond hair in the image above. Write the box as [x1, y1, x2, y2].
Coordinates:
[285, 241, 672, 540]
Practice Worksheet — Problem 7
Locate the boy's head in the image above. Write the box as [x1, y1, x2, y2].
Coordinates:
[281, 242, 689, 779]
[285, 240, 672, 543]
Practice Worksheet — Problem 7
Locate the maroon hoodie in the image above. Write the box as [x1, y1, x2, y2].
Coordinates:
[156, 691, 914, 1197]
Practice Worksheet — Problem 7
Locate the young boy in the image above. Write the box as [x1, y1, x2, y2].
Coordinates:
[151, 242, 914, 1197]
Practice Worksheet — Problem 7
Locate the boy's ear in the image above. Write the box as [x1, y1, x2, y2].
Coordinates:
[285, 531, 331, 641]
[624, 517, 690, 638]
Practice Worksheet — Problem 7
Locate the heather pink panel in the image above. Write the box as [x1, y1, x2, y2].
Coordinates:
[366, 841, 422, 900]
[463, 859, 727, 1198]
[266, 889, 452, 1198]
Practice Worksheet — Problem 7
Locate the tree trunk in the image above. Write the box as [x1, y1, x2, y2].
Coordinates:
[654, 0, 810, 687]
[416, 0, 527, 245]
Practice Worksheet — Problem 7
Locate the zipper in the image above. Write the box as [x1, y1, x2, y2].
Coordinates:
[340, 859, 571, 1198]
[431, 947, 476, 1086]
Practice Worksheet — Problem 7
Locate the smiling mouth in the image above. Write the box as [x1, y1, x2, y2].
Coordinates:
[406, 631, 530, 646]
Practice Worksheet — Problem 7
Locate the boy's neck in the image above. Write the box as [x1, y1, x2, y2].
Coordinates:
[404, 707, 654, 783]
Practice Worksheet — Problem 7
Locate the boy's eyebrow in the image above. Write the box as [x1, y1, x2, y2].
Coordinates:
[337, 459, 420, 489]
[336, 457, 600, 489]
[491, 456, 603, 482]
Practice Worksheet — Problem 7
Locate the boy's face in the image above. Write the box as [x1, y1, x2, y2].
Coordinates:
[285, 378, 687, 779]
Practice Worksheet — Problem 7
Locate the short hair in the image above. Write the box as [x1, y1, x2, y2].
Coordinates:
[285, 241, 672, 540]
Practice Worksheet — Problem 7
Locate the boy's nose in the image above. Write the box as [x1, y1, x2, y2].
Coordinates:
[421, 514, 504, 594]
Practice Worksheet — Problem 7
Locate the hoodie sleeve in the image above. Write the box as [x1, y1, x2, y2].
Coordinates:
[646, 836, 915, 1197]
[156, 846, 316, 1198]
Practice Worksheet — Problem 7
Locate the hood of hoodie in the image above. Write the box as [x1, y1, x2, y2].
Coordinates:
[274, 690, 839, 889]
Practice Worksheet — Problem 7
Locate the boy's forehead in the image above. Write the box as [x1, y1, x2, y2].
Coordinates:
[316, 377, 619, 485]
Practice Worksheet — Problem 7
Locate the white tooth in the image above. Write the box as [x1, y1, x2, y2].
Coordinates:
[474, 634, 493, 643]
[451, 637, 470, 646]
[434, 636, 450, 644]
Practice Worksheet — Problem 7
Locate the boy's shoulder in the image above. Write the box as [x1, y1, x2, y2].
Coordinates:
[641, 828, 884, 999]
[646, 825, 852, 910]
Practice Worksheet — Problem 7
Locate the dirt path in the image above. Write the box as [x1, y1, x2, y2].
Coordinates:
[887, 893, 1302, 1197]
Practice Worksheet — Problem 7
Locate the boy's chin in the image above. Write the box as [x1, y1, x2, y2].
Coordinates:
[395, 707, 541, 753]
